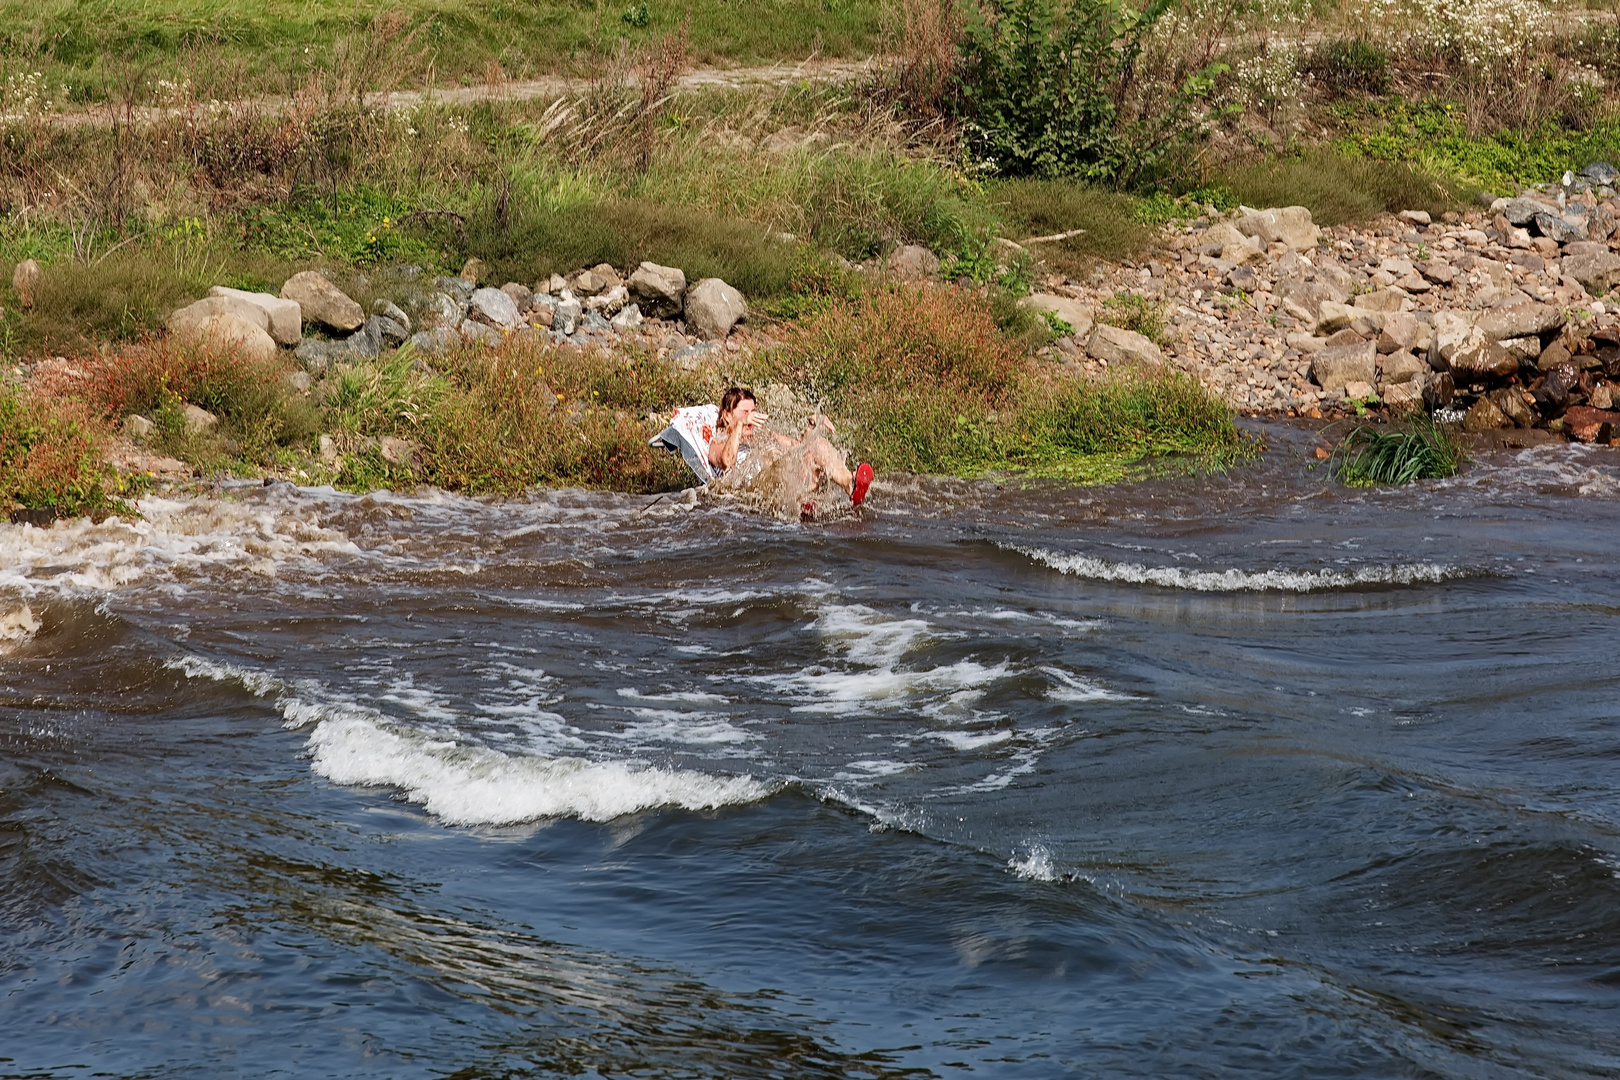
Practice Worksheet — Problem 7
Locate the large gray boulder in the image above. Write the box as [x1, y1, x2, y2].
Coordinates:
[1310, 340, 1377, 395]
[167, 303, 278, 364]
[1234, 206, 1319, 251]
[684, 278, 747, 340]
[629, 262, 687, 317]
[1563, 250, 1620, 295]
[208, 286, 302, 345]
[888, 244, 941, 278]
[1021, 293, 1094, 339]
[1276, 276, 1346, 323]
[468, 286, 520, 329]
[1086, 324, 1163, 371]
[1432, 313, 1517, 380]
[281, 271, 363, 333]
[1475, 302, 1564, 341]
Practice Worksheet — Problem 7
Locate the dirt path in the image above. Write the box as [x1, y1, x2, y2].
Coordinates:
[44, 58, 882, 128]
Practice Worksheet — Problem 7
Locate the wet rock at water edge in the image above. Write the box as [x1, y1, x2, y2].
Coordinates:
[1310, 340, 1377, 396]
[1564, 404, 1620, 443]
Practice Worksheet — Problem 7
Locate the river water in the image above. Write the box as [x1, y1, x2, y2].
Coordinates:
[2, 422, 1618, 1078]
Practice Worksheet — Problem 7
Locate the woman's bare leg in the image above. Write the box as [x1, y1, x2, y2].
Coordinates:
[800, 437, 852, 491]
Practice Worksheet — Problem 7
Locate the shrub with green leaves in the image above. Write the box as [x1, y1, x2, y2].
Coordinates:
[957, 0, 1193, 185]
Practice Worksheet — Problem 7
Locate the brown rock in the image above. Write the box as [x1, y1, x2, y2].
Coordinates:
[1354, 289, 1407, 313]
[1433, 313, 1518, 380]
[1487, 387, 1535, 428]
[280, 271, 364, 333]
[1419, 260, 1455, 285]
[1324, 328, 1365, 348]
[1475, 302, 1564, 341]
[1462, 395, 1512, 432]
[1563, 250, 1620, 295]
[1536, 341, 1573, 371]
[1564, 405, 1620, 443]
[459, 257, 487, 284]
[1311, 340, 1377, 395]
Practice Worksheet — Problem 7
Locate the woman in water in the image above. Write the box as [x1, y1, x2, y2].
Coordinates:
[653, 387, 873, 517]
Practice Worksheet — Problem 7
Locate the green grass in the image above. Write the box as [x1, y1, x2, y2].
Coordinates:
[0, 0, 885, 101]
[1330, 100, 1620, 196]
[1330, 415, 1464, 486]
[1211, 147, 1469, 226]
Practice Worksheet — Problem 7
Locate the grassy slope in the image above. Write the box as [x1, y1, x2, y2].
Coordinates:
[0, 0, 886, 97]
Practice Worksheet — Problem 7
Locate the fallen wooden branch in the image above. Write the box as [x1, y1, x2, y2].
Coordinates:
[1024, 227, 1088, 244]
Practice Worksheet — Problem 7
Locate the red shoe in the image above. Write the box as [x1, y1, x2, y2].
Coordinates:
[850, 462, 874, 507]
[800, 501, 818, 522]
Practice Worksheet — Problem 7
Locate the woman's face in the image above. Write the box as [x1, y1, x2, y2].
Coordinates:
[729, 398, 757, 434]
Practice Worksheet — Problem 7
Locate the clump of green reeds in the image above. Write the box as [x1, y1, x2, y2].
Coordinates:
[1331, 414, 1464, 487]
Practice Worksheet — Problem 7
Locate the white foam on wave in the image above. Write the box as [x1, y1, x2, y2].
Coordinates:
[167, 653, 769, 825]
[1010, 544, 1472, 593]
[305, 711, 769, 825]
[760, 603, 1012, 714]
[0, 496, 362, 594]
[1007, 844, 1060, 882]
[0, 599, 41, 650]
[927, 728, 1014, 751]
[1043, 666, 1131, 703]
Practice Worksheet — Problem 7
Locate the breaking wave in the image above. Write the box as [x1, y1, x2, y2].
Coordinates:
[1009, 545, 1478, 593]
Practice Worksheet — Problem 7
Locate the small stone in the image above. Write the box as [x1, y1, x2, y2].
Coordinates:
[318, 435, 340, 464]
[1488, 387, 1535, 428]
[1476, 302, 1564, 340]
[1380, 350, 1428, 385]
[1382, 380, 1424, 411]
[459, 257, 487, 284]
[365, 314, 410, 348]
[379, 436, 416, 466]
[285, 370, 313, 394]
[1537, 341, 1573, 371]
[1022, 294, 1094, 339]
[571, 269, 607, 296]
[1499, 335, 1543, 362]
[584, 285, 629, 315]
[404, 327, 457, 356]
[1353, 289, 1407, 313]
[1418, 260, 1455, 285]
[1432, 312, 1517, 379]
[1591, 383, 1615, 410]
[590, 263, 623, 290]
[500, 282, 532, 311]
[1563, 250, 1620, 295]
[610, 303, 643, 331]
[552, 295, 583, 335]
[1226, 265, 1260, 292]
[1563, 404, 1620, 443]
[1234, 206, 1319, 251]
[1398, 209, 1432, 226]
[459, 320, 503, 346]
[11, 258, 41, 307]
[372, 299, 412, 333]
[685, 278, 748, 340]
[125, 414, 154, 440]
[1316, 301, 1358, 335]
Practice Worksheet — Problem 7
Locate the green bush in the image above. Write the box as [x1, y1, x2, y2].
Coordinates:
[1304, 37, 1391, 98]
[957, 0, 1187, 184]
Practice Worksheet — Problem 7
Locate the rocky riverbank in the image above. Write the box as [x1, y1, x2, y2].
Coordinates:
[1022, 163, 1620, 445]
